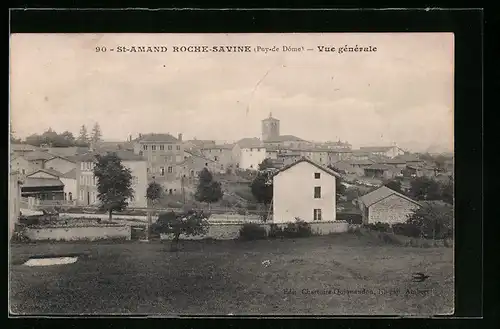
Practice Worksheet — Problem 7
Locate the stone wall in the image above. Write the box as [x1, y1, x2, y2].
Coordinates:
[160, 221, 349, 240]
[25, 225, 131, 241]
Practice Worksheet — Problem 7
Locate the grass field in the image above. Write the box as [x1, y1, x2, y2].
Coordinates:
[9, 234, 453, 316]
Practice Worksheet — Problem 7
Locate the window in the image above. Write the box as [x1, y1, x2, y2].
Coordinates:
[139, 151, 143, 156]
[132, 176, 139, 184]
[147, 168, 150, 173]
[160, 145, 164, 150]
[176, 145, 181, 151]
[168, 145, 172, 150]
[93, 175, 97, 186]
[314, 186, 321, 198]
[80, 176, 84, 185]
[220, 164, 224, 170]
[314, 209, 322, 221]
[220, 149, 223, 152]
[168, 166, 173, 173]
[214, 156, 219, 161]
[250, 148, 253, 152]
[143, 145, 148, 150]
[314, 172, 321, 179]
[160, 167, 165, 176]
[22, 169, 25, 174]
[152, 145, 157, 151]
[79, 189, 84, 201]
[68, 192, 73, 201]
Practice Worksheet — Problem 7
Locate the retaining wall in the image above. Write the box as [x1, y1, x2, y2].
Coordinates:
[160, 221, 349, 240]
[24, 225, 131, 241]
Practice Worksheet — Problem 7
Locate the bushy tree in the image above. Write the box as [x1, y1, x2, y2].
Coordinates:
[250, 172, 273, 204]
[440, 177, 454, 204]
[194, 168, 223, 208]
[409, 176, 441, 200]
[258, 158, 274, 171]
[93, 152, 134, 220]
[152, 210, 209, 251]
[407, 202, 453, 240]
[146, 181, 163, 206]
[384, 178, 404, 194]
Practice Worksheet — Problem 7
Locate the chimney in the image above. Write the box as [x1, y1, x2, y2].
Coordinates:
[178, 133, 183, 141]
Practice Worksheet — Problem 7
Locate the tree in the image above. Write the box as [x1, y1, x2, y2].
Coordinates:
[151, 210, 209, 251]
[146, 181, 163, 240]
[250, 171, 273, 204]
[91, 122, 102, 144]
[194, 168, 223, 208]
[10, 122, 21, 143]
[78, 125, 89, 146]
[407, 202, 453, 240]
[383, 178, 404, 194]
[258, 158, 274, 171]
[93, 152, 135, 221]
[440, 177, 454, 205]
[328, 165, 345, 201]
[409, 176, 441, 201]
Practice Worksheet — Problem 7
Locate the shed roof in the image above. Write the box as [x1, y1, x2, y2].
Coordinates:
[358, 186, 420, 208]
[22, 177, 64, 188]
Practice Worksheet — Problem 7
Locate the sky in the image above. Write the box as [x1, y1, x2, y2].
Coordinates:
[10, 33, 454, 152]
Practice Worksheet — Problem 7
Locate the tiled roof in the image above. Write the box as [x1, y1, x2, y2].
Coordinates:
[273, 157, 341, 178]
[264, 135, 307, 143]
[200, 143, 235, 150]
[138, 133, 179, 143]
[11, 143, 39, 152]
[359, 186, 420, 208]
[330, 161, 356, 173]
[360, 146, 394, 152]
[236, 137, 264, 149]
[365, 164, 394, 171]
[393, 154, 421, 162]
[61, 168, 77, 179]
[43, 146, 90, 157]
[347, 159, 375, 166]
[28, 168, 65, 178]
[23, 150, 55, 161]
[73, 150, 145, 162]
[22, 177, 64, 188]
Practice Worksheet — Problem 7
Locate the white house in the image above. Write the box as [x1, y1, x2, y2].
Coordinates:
[60, 168, 77, 202]
[359, 145, 405, 159]
[236, 137, 267, 170]
[272, 158, 341, 223]
[357, 186, 421, 225]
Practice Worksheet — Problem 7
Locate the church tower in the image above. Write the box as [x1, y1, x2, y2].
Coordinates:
[261, 112, 280, 141]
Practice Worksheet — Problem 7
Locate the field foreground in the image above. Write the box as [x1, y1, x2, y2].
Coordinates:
[9, 234, 453, 316]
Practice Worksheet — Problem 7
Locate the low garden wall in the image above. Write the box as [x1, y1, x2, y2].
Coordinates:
[24, 225, 131, 241]
[160, 221, 349, 240]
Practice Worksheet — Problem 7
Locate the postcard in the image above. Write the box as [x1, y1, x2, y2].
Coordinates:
[9, 32, 454, 316]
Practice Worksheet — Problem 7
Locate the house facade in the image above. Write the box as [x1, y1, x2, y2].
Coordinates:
[10, 155, 31, 176]
[236, 138, 267, 170]
[272, 158, 340, 223]
[75, 151, 148, 208]
[133, 133, 184, 182]
[198, 144, 240, 173]
[60, 169, 77, 202]
[357, 186, 420, 225]
[9, 172, 22, 240]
